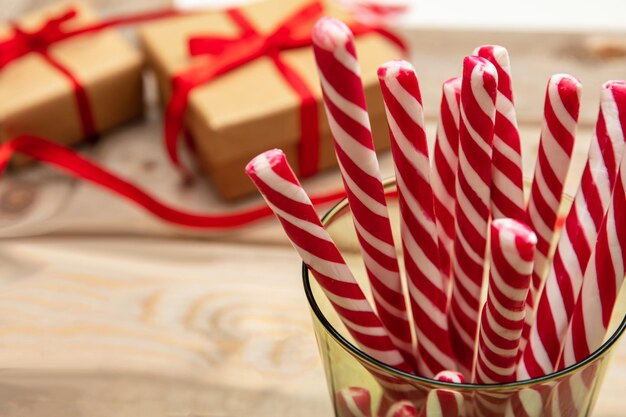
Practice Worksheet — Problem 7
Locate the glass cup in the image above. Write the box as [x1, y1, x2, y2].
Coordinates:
[303, 178, 626, 417]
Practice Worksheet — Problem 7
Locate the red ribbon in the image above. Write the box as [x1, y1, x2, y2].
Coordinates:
[164, 1, 406, 178]
[0, 7, 182, 139]
[0, 135, 345, 229]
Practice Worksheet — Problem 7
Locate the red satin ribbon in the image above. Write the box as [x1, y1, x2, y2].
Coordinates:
[0, 7, 182, 138]
[0, 135, 345, 229]
[164, 1, 406, 178]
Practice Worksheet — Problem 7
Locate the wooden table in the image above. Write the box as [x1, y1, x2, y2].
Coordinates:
[1, 2, 626, 416]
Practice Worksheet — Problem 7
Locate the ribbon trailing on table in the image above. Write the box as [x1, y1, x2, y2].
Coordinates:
[165, 0, 406, 177]
[0, 7, 182, 139]
[0, 135, 346, 229]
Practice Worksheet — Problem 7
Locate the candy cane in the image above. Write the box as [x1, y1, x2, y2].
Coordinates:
[545, 367, 597, 417]
[527, 74, 581, 294]
[337, 387, 372, 417]
[520, 74, 581, 354]
[378, 60, 456, 377]
[558, 127, 626, 369]
[448, 55, 498, 378]
[432, 77, 462, 296]
[246, 149, 412, 372]
[472, 220, 535, 417]
[504, 388, 545, 417]
[475, 219, 536, 383]
[312, 17, 415, 368]
[421, 371, 465, 417]
[518, 80, 626, 379]
[384, 400, 418, 417]
[474, 45, 525, 222]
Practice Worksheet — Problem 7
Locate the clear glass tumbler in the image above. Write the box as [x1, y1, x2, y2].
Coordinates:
[303, 179, 626, 417]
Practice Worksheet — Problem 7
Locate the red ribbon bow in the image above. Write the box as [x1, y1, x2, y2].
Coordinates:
[0, 9, 97, 138]
[164, 1, 406, 178]
[165, 1, 325, 178]
[187, 3, 320, 56]
[0, 7, 182, 139]
[0, 10, 78, 68]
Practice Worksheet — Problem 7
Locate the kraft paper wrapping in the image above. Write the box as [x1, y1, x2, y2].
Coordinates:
[0, 2, 144, 155]
[139, 0, 403, 199]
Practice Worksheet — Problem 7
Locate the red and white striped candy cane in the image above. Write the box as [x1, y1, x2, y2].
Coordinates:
[421, 371, 464, 417]
[378, 60, 456, 377]
[545, 366, 597, 417]
[448, 55, 498, 378]
[337, 387, 372, 417]
[246, 149, 412, 372]
[520, 74, 581, 353]
[473, 220, 536, 417]
[432, 77, 462, 296]
[558, 130, 626, 369]
[384, 401, 418, 417]
[475, 219, 536, 384]
[434, 370, 464, 383]
[504, 388, 545, 417]
[518, 81, 626, 379]
[474, 45, 526, 222]
[312, 17, 415, 368]
[525, 74, 581, 296]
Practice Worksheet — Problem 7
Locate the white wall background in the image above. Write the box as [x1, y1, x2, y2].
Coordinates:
[170, 0, 626, 32]
[404, 0, 626, 31]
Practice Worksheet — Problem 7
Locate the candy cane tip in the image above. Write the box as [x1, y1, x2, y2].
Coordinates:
[464, 55, 498, 79]
[312, 17, 353, 51]
[464, 54, 492, 67]
[492, 218, 537, 243]
[245, 148, 285, 174]
[443, 77, 462, 88]
[474, 44, 511, 67]
[551, 73, 582, 93]
[434, 370, 465, 383]
[464, 55, 498, 97]
[603, 80, 626, 89]
[603, 80, 626, 103]
[603, 81, 626, 115]
[491, 218, 537, 261]
[377, 59, 415, 80]
[547, 74, 582, 123]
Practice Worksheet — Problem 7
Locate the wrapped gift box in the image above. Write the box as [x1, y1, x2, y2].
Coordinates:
[139, 0, 404, 200]
[0, 2, 144, 156]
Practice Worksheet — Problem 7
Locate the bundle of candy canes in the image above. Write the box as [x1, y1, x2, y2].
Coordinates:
[246, 15, 626, 413]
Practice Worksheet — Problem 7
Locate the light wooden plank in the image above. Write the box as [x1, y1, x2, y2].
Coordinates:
[0, 238, 332, 417]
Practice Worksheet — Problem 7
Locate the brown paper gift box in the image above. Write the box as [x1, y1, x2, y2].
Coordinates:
[0, 2, 144, 157]
[139, 0, 404, 200]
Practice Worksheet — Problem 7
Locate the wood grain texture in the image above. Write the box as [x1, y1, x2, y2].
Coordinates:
[0, 238, 332, 417]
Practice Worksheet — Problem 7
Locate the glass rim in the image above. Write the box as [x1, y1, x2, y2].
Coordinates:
[302, 177, 626, 390]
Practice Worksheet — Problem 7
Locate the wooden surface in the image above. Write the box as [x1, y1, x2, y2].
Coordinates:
[1, 2, 626, 416]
